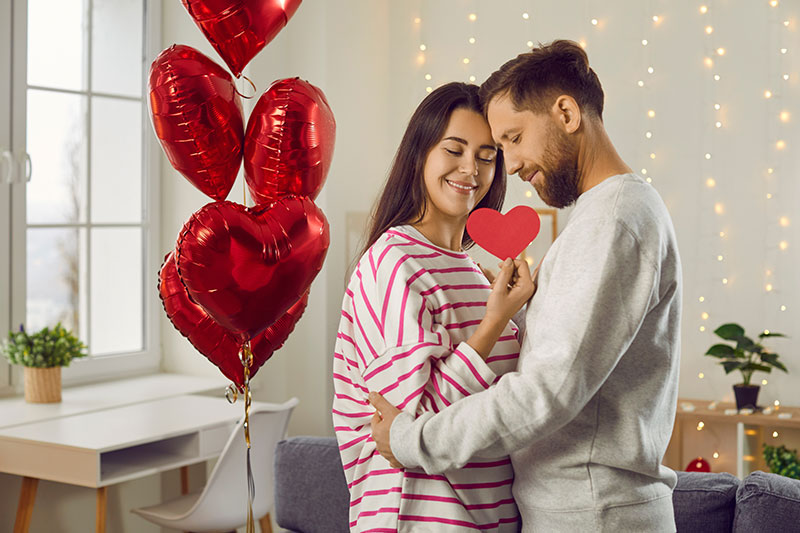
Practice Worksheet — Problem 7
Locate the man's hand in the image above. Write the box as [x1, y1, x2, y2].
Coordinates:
[368, 391, 404, 469]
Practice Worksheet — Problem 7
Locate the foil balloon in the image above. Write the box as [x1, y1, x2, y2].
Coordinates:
[244, 78, 336, 205]
[159, 252, 309, 388]
[181, 0, 303, 78]
[175, 196, 329, 342]
[149, 44, 243, 201]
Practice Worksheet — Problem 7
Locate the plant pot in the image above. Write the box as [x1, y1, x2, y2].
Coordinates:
[24, 366, 62, 403]
[733, 384, 760, 411]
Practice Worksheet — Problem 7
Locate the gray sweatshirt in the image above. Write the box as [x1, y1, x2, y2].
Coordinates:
[391, 174, 682, 532]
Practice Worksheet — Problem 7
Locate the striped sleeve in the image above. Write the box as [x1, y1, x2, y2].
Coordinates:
[361, 244, 497, 415]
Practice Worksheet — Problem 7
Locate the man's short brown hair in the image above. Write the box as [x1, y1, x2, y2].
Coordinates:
[480, 40, 604, 120]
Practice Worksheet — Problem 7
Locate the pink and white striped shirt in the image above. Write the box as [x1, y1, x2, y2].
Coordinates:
[332, 225, 521, 532]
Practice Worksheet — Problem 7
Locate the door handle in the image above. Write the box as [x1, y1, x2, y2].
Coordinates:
[0, 150, 12, 185]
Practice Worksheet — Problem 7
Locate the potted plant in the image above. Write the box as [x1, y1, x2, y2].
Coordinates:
[1, 323, 88, 403]
[704, 323, 788, 410]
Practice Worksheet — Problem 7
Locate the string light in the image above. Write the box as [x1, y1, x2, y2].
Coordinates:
[522, 12, 529, 20]
[773, 431, 779, 438]
[698, 372, 705, 379]
[700, 6, 708, 15]
[697, 421, 705, 430]
[468, 13, 477, 21]
[713, 452, 719, 459]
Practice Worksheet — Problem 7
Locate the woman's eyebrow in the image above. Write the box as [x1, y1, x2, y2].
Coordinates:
[443, 136, 497, 151]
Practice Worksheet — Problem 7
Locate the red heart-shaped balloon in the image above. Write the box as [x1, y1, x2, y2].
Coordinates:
[466, 206, 541, 260]
[181, 0, 303, 78]
[176, 196, 329, 342]
[159, 251, 308, 388]
[244, 78, 336, 206]
[149, 44, 243, 201]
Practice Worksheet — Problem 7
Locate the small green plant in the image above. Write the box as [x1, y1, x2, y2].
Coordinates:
[704, 323, 788, 386]
[1, 323, 88, 368]
[764, 444, 800, 480]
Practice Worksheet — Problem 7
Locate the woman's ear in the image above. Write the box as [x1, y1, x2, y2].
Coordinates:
[552, 95, 581, 134]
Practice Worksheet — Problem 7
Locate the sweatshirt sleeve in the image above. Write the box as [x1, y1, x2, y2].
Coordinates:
[390, 218, 660, 473]
[358, 245, 498, 416]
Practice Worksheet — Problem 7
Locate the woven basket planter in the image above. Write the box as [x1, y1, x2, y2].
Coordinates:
[24, 366, 62, 403]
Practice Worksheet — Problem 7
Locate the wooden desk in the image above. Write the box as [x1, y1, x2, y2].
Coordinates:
[664, 397, 800, 478]
[0, 374, 244, 533]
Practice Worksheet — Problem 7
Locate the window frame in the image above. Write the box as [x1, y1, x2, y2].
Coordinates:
[5, 0, 162, 391]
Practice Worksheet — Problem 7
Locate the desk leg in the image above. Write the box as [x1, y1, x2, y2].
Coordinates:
[96, 487, 107, 533]
[180, 465, 189, 494]
[259, 513, 273, 533]
[13, 476, 38, 533]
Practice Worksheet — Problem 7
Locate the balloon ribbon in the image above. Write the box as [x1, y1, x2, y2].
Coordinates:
[241, 340, 255, 533]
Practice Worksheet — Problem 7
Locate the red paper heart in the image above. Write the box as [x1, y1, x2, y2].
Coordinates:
[159, 251, 308, 388]
[466, 206, 541, 260]
[175, 196, 329, 342]
[244, 78, 336, 206]
[181, 0, 303, 78]
[148, 44, 243, 201]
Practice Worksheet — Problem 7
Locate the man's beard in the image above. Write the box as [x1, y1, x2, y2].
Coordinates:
[533, 124, 580, 209]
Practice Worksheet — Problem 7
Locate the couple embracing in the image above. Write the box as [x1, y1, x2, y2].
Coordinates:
[333, 40, 682, 533]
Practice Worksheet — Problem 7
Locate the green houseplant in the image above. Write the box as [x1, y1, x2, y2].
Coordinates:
[1, 323, 88, 403]
[763, 444, 800, 480]
[704, 323, 788, 410]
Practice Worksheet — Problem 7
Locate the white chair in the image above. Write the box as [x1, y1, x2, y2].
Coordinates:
[132, 397, 299, 533]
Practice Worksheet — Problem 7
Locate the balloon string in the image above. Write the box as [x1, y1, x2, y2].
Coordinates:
[235, 75, 257, 99]
[241, 340, 255, 533]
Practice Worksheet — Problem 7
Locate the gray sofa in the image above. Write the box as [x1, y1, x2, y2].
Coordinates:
[274, 436, 800, 532]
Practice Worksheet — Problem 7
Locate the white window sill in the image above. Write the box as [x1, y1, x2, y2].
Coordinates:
[0, 372, 230, 429]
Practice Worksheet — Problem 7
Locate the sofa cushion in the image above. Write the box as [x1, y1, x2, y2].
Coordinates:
[733, 470, 800, 532]
[274, 436, 350, 533]
[672, 471, 738, 532]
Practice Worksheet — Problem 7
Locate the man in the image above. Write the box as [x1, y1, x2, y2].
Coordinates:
[369, 40, 682, 531]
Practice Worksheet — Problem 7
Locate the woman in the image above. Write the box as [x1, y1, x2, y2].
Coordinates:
[332, 82, 532, 532]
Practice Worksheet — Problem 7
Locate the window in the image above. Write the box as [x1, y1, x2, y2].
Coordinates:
[4, 0, 161, 388]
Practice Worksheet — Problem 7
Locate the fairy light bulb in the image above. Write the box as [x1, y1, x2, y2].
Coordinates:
[468, 13, 477, 21]
[705, 153, 713, 160]
[648, 110, 656, 118]
[706, 178, 716, 187]
[650, 153, 656, 159]
[525, 190, 532, 198]
[417, 53, 425, 65]
[419, 44, 427, 51]
[425, 73, 432, 80]
[700, 6, 708, 14]
[776, 140, 786, 150]
[767, 193, 773, 199]
[768, 167, 774, 174]
[770, 0, 779, 7]
[766, 283, 774, 291]
[779, 241, 788, 251]
[468, 37, 476, 44]
[699, 296, 705, 302]
[780, 111, 790, 122]
[579, 40, 587, 49]
[713, 452, 719, 459]
[469, 75, 476, 82]
[722, 278, 729, 285]
[641, 168, 648, 175]
[425, 86, 432, 93]
[763, 379, 769, 386]
[699, 372, 705, 378]
[697, 421, 705, 430]
[779, 216, 790, 227]
[780, 48, 788, 54]
[522, 12, 530, 20]
[719, 231, 725, 237]
[526, 40, 534, 48]
[784, 20, 790, 27]
[652, 15, 660, 23]
[765, 90, 773, 98]
[645, 131, 652, 138]
[705, 25, 714, 34]
[714, 74, 721, 81]
[702, 312, 710, 319]
[462, 58, 470, 64]
[414, 17, 421, 24]
[773, 431, 779, 438]
[717, 255, 723, 262]
[647, 66, 655, 74]
[638, 80, 645, 87]
[591, 18, 598, 26]
[715, 121, 722, 128]
[704, 57, 714, 68]
[775, 400, 781, 407]
[780, 305, 786, 311]
[714, 103, 721, 110]
[642, 39, 648, 46]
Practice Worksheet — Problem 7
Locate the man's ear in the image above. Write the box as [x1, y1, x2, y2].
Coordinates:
[551, 95, 581, 134]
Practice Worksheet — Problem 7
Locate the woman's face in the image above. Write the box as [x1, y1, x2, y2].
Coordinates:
[421, 108, 498, 224]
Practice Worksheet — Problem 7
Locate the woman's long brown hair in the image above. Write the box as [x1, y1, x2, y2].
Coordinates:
[360, 82, 506, 258]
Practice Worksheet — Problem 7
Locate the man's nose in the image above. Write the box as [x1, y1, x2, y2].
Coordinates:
[505, 154, 522, 176]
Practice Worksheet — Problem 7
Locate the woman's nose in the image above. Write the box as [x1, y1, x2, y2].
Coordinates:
[459, 157, 478, 176]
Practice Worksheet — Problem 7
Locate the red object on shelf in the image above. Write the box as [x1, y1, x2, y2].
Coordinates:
[685, 457, 711, 472]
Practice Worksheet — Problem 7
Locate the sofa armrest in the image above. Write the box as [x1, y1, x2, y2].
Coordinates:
[733, 470, 800, 532]
[673, 471, 738, 532]
[274, 436, 350, 533]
